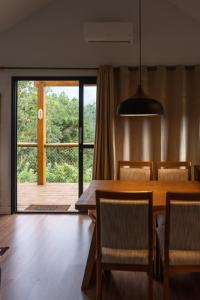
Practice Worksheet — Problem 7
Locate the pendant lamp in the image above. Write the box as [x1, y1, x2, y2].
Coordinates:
[117, 0, 164, 116]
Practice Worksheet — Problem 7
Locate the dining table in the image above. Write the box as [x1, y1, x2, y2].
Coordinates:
[75, 179, 200, 290]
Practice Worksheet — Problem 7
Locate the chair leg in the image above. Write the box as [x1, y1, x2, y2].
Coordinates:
[148, 268, 153, 300]
[163, 270, 169, 300]
[96, 262, 102, 300]
[155, 234, 160, 278]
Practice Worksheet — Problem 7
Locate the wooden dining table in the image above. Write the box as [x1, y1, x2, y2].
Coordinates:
[75, 180, 200, 290]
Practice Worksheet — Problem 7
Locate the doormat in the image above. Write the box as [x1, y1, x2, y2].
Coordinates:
[25, 205, 70, 212]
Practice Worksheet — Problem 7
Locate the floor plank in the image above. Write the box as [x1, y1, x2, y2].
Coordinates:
[0, 214, 200, 300]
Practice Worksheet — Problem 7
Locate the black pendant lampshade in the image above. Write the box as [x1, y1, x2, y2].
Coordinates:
[117, 0, 164, 117]
[117, 85, 164, 116]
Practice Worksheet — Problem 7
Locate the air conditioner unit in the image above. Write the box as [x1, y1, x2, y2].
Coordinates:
[84, 22, 133, 44]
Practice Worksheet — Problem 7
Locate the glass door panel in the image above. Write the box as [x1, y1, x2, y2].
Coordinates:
[83, 85, 96, 191]
[17, 81, 38, 211]
[15, 78, 96, 212]
[46, 84, 79, 210]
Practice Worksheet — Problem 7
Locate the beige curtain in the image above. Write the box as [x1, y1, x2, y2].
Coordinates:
[93, 65, 200, 179]
[93, 66, 115, 179]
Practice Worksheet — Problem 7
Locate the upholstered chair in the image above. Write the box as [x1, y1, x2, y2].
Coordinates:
[156, 192, 200, 300]
[88, 161, 153, 222]
[117, 161, 153, 181]
[156, 161, 192, 228]
[96, 190, 153, 300]
[156, 161, 191, 181]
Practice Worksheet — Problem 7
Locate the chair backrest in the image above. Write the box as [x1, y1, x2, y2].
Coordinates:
[117, 161, 153, 181]
[165, 192, 200, 263]
[96, 190, 153, 263]
[156, 161, 191, 181]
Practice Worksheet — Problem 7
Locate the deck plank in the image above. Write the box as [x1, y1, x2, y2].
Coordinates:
[17, 183, 89, 212]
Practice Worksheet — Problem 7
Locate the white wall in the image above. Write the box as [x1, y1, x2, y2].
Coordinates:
[0, 0, 200, 212]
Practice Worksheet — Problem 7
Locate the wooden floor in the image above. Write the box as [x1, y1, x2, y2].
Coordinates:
[17, 183, 89, 212]
[0, 214, 200, 300]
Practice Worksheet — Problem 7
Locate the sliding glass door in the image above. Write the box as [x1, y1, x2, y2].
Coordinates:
[12, 77, 96, 212]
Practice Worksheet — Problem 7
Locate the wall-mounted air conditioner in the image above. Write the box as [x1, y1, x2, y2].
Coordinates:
[84, 22, 133, 44]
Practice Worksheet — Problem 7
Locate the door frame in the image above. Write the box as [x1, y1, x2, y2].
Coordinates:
[11, 76, 97, 213]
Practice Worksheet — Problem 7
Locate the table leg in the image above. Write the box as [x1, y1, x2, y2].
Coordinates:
[81, 225, 96, 290]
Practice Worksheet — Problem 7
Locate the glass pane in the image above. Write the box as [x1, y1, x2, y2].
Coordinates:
[83, 148, 94, 191]
[17, 81, 37, 143]
[46, 147, 78, 183]
[46, 86, 79, 143]
[17, 147, 37, 183]
[46, 147, 79, 210]
[83, 85, 96, 144]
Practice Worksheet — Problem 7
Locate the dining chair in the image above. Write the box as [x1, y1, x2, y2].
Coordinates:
[89, 161, 153, 223]
[156, 161, 191, 181]
[117, 160, 153, 180]
[156, 192, 200, 300]
[96, 190, 153, 300]
[155, 161, 192, 228]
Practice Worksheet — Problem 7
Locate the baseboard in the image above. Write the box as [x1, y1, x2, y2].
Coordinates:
[0, 207, 11, 214]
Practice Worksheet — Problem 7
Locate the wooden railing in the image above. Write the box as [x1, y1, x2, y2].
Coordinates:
[17, 142, 79, 185]
[18, 142, 94, 185]
[17, 143, 93, 148]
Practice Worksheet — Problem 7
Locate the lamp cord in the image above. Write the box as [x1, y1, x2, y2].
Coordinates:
[139, 0, 142, 87]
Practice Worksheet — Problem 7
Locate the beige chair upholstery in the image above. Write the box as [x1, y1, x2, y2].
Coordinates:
[156, 161, 191, 228]
[96, 190, 153, 300]
[156, 192, 200, 299]
[117, 161, 153, 180]
[120, 168, 151, 181]
[158, 169, 189, 181]
[156, 161, 191, 181]
[89, 161, 153, 223]
[102, 248, 148, 265]
[156, 226, 200, 266]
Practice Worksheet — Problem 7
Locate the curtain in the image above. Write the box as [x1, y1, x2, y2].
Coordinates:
[93, 65, 200, 179]
[92, 66, 115, 179]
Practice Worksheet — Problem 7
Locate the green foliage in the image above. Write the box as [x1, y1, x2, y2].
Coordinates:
[18, 167, 37, 182]
[46, 163, 78, 182]
[17, 81, 96, 183]
[84, 103, 96, 143]
[17, 81, 37, 142]
[46, 92, 79, 143]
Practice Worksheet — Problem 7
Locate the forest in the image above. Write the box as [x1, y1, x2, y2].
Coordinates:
[17, 81, 96, 183]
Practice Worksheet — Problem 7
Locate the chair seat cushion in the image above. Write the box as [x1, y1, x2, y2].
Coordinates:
[156, 226, 200, 265]
[102, 247, 148, 265]
[170, 250, 200, 265]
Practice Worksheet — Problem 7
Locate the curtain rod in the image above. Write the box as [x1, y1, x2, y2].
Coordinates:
[0, 66, 98, 70]
[128, 65, 196, 71]
[0, 66, 196, 71]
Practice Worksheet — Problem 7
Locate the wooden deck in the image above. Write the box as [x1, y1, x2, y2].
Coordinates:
[17, 183, 89, 212]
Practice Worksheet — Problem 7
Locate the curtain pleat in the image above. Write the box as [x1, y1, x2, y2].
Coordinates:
[92, 66, 115, 179]
[93, 65, 200, 180]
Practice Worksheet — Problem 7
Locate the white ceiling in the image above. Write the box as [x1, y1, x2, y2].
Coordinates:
[1, 0, 200, 33]
[0, 0, 200, 66]
[0, 0, 54, 32]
